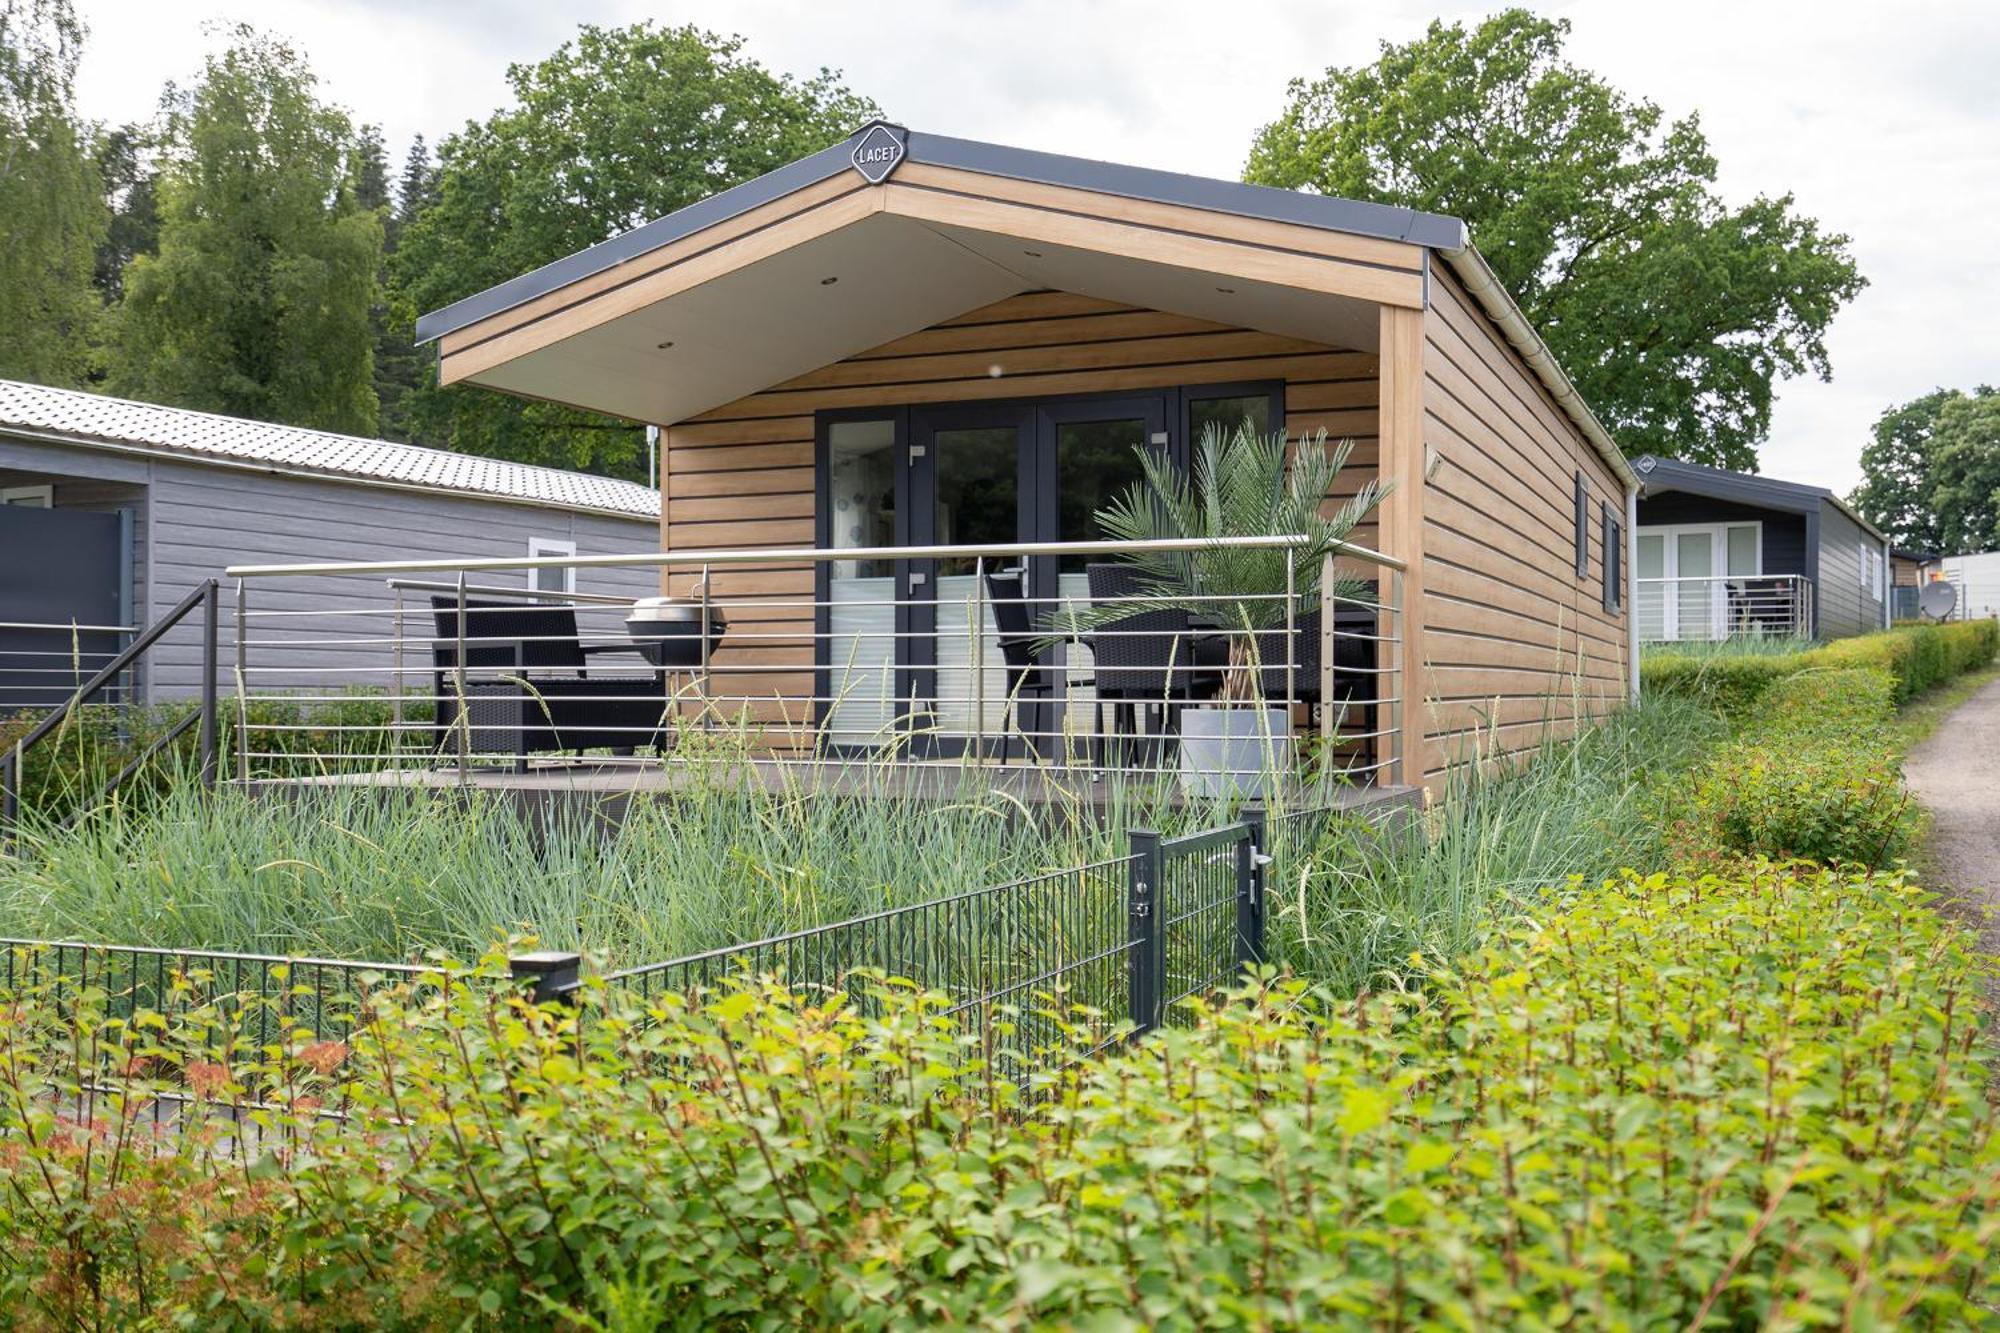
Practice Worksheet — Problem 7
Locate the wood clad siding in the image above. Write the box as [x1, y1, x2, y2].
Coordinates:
[1418, 266, 1629, 782]
[660, 290, 1378, 733]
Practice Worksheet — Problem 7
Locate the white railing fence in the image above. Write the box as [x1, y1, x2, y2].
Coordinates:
[216, 536, 1408, 792]
[1635, 574, 1813, 642]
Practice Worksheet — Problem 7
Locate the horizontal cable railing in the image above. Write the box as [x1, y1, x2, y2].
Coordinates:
[211, 536, 1408, 795]
[1635, 573, 1813, 642]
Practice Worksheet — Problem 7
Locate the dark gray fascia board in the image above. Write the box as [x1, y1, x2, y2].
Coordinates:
[1635, 455, 1829, 517]
[901, 129, 1466, 251]
[414, 120, 1468, 346]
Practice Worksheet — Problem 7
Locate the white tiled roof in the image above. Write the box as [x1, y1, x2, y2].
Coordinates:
[0, 379, 659, 519]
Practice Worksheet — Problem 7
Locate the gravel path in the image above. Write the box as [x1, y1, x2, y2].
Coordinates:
[1903, 675, 2000, 956]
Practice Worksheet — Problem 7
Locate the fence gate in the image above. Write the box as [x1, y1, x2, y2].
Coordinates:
[1126, 808, 1266, 1034]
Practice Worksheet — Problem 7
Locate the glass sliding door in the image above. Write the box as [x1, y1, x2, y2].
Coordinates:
[909, 406, 1032, 753]
[1035, 397, 1168, 751]
[1674, 530, 1716, 640]
[1635, 532, 1667, 640]
[823, 418, 902, 749]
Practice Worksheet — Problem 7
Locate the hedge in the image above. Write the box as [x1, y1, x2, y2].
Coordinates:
[1675, 667, 1912, 868]
[5, 866, 1997, 1329]
[1642, 619, 1999, 718]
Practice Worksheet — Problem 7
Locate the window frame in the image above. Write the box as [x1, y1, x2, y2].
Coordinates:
[1573, 472, 1588, 578]
[2, 484, 54, 507]
[527, 537, 578, 596]
[1602, 502, 1623, 614]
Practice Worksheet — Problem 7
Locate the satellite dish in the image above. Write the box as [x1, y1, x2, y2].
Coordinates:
[1919, 580, 1959, 621]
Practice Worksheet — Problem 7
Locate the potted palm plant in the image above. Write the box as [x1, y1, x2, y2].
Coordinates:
[1060, 418, 1386, 796]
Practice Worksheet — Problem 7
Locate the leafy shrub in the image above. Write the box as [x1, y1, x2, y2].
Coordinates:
[1682, 736, 1909, 868]
[1672, 667, 1910, 868]
[1643, 618, 1998, 717]
[4, 866, 1996, 1329]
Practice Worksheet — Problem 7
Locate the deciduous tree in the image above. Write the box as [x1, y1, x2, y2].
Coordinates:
[1925, 392, 2000, 556]
[0, 0, 103, 385]
[106, 27, 381, 434]
[1852, 386, 2000, 555]
[1246, 9, 1864, 471]
[389, 23, 877, 480]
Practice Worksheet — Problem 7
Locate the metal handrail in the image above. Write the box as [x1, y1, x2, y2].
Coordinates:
[227, 533, 1407, 580]
[0, 620, 139, 633]
[2, 579, 219, 839]
[383, 577, 638, 607]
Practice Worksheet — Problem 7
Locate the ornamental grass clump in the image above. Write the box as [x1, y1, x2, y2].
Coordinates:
[4, 865, 1995, 1328]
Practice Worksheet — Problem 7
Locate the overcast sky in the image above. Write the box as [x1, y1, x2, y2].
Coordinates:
[65, 0, 2000, 493]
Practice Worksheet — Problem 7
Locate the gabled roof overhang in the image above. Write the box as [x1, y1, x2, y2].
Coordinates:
[416, 121, 1633, 490]
[418, 123, 1442, 427]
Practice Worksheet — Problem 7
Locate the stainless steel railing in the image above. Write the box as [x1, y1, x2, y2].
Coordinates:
[1635, 574, 1813, 642]
[221, 536, 1409, 791]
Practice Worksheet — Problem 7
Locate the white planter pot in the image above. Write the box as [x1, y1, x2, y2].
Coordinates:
[1178, 706, 1291, 799]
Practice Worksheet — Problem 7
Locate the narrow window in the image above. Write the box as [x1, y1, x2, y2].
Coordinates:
[528, 537, 577, 596]
[1573, 472, 1588, 577]
[1602, 503, 1622, 613]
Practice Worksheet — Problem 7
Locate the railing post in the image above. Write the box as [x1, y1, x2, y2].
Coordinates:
[199, 580, 218, 790]
[1127, 828, 1162, 1034]
[233, 579, 250, 784]
[2, 746, 17, 847]
[390, 586, 405, 772]
[1236, 805, 1267, 975]
[509, 951, 581, 1006]
[1319, 553, 1337, 756]
[972, 555, 986, 763]
[454, 573, 469, 781]
[1387, 567, 1408, 788]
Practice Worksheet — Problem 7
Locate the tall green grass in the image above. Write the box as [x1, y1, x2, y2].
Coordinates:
[1272, 694, 1722, 992]
[0, 737, 1265, 969]
[1640, 634, 1814, 660]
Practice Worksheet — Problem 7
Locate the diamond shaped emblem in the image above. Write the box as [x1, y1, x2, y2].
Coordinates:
[850, 124, 905, 184]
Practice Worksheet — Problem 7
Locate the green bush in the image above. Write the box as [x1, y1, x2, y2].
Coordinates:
[1672, 667, 1910, 868]
[1753, 665, 1899, 740]
[4, 866, 1996, 1329]
[1642, 619, 1998, 717]
[1683, 736, 1909, 868]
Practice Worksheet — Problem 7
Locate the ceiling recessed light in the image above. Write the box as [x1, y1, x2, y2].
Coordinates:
[1023, 249, 1043, 259]
[819, 276, 839, 286]
[656, 340, 675, 349]
[987, 364, 1003, 378]
[1216, 286, 1235, 295]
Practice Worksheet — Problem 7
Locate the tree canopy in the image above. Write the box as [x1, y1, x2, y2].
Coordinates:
[1246, 9, 1864, 472]
[0, 0, 103, 386]
[1851, 387, 2000, 555]
[388, 23, 878, 481]
[105, 28, 381, 435]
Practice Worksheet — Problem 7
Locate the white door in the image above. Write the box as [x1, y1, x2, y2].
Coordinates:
[1638, 522, 1762, 641]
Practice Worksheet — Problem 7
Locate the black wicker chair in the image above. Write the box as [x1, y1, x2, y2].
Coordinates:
[980, 567, 1084, 763]
[430, 597, 666, 770]
[1083, 563, 1223, 767]
[1252, 597, 1381, 775]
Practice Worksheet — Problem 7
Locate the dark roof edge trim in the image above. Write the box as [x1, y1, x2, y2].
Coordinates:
[414, 120, 1468, 346]
[413, 136, 860, 345]
[1634, 454, 1887, 542]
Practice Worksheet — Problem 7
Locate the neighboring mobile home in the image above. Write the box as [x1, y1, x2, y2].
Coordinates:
[1632, 454, 1892, 642]
[0, 380, 658, 708]
[413, 121, 1638, 790]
